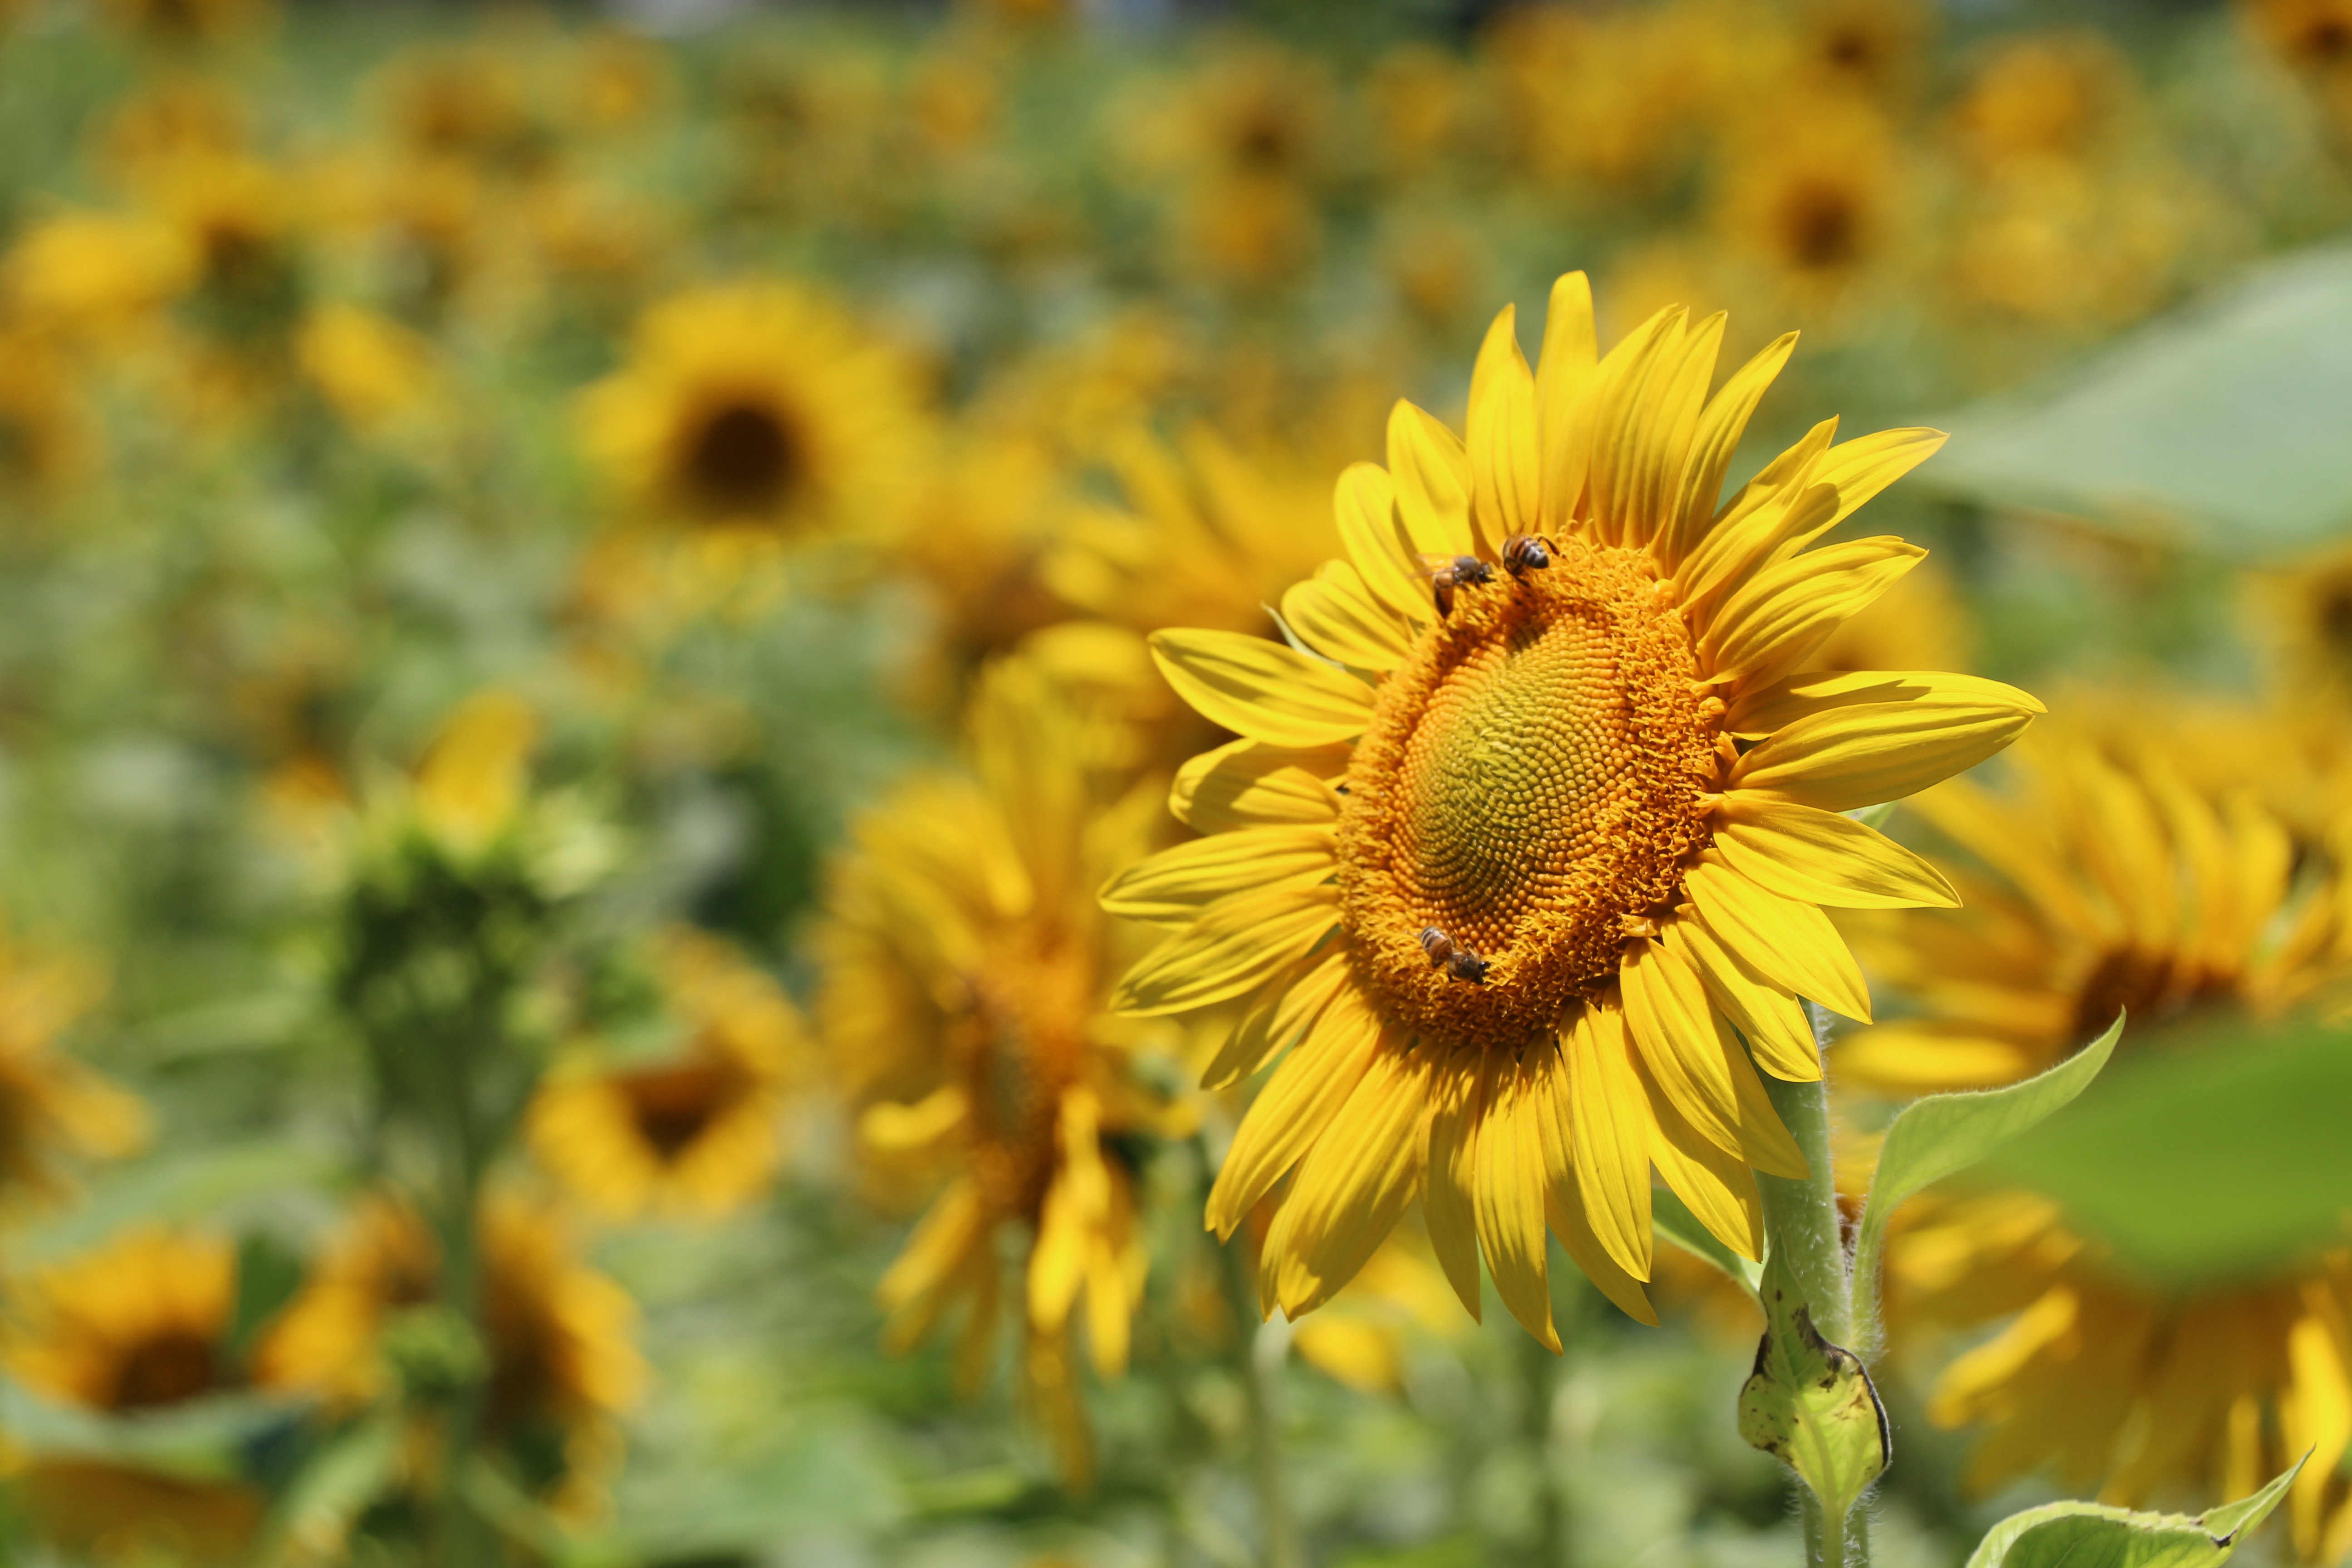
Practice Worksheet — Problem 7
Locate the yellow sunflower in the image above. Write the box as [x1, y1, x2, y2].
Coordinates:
[529, 927, 810, 1222]
[578, 281, 931, 542]
[0, 334, 94, 500]
[818, 655, 1185, 1487]
[95, 0, 272, 47]
[0, 935, 146, 1208]
[1714, 98, 1905, 306]
[2246, 0, 2352, 135]
[1103, 274, 2041, 1343]
[3, 1226, 264, 1564]
[1851, 719, 2352, 1558]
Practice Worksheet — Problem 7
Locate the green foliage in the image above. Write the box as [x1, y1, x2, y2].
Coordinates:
[1965, 1454, 2306, 1568]
[1736, 1250, 1889, 1528]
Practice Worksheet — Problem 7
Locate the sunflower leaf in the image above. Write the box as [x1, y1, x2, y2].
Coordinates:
[1851, 1012, 2122, 1303]
[1737, 1248, 1890, 1524]
[1963, 1451, 2307, 1568]
[1651, 1188, 1761, 1298]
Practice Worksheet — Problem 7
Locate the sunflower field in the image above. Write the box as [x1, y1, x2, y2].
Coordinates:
[5, 0, 2352, 1564]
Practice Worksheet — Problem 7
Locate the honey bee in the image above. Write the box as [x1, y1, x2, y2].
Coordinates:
[1419, 926, 1490, 983]
[1501, 534, 1553, 577]
[1426, 554, 1494, 617]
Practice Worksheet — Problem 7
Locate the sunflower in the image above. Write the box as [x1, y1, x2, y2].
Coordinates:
[294, 302, 438, 432]
[529, 927, 810, 1221]
[0, 936, 146, 1208]
[95, 0, 272, 47]
[259, 1190, 645, 1508]
[1851, 720, 2352, 1558]
[1715, 98, 1904, 303]
[578, 281, 931, 542]
[0, 335, 94, 501]
[1102, 274, 2041, 1343]
[2247, 0, 2352, 125]
[3, 1226, 263, 1564]
[818, 655, 1185, 1487]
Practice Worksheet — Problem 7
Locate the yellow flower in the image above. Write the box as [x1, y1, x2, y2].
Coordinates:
[1852, 720, 2352, 1558]
[2259, 539, 2352, 704]
[1, 211, 190, 343]
[3, 1226, 263, 1564]
[0, 334, 95, 500]
[0, 937, 146, 1207]
[295, 303, 438, 431]
[412, 687, 541, 858]
[259, 1191, 646, 1437]
[1104, 275, 2040, 1343]
[578, 281, 931, 541]
[529, 928, 810, 1221]
[1485, 2, 1729, 194]
[1714, 97, 1905, 304]
[95, 0, 272, 47]
[818, 656, 1183, 1488]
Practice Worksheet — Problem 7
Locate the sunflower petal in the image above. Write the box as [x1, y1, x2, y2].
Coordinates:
[1335, 461, 1434, 625]
[1627, 1043, 1765, 1261]
[1832, 1022, 2040, 1092]
[1171, 738, 1346, 832]
[1698, 537, 1926, 687]
[1536, 272, 1599, 528]
[1421, 1045, 1488, 1318]
[1151, 629, 1375, 747]
[1206, 946, 1351, 1090]
[1475, 1049, 1559, 1350]
[1620, 935, 1745, 1157]
[1586, 305, 1686, 548]
[1676, 480, 1840, 622]
[1668, 916, 1820, 1082]
[1565, 1005, 1654, 1282]
[1469, 304, 1540, 556]
[1206, 982, 1384, 1235]
[1715, 794, 1960, 910]
[1099, 826, 1336, 924]
[1284, 559, 1412, 672]
[1627, 311, 1723, 553]
[1664, 331, 1798, 570]
[1388, 400, 1474, 557]
[1112, 884, 1339, 1017]
[1269, 1037, 1430, 1315]
[1683, 852, 1873, 1022]
[1726, 668, 2042, 738]
[1544, 1179, 1660, 1325]
[1729, 678, 2043, 809]
[1803, 426, 1949, 538]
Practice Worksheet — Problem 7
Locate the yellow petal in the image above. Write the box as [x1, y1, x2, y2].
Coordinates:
[1112, 884, 1339, 1017]
[1467, 304, 1539, 556]
[1535, 271, 1598, 529]
[1206, 981, 1384, 1236]
[1627, 311, 1723, 552]
[1205, 946, 1351, 1090]
[1698, 536, 1926, 688]
[1832, 1023, 2040, 1092]
[1171, 738, 1345, 833]
[1422, 1044, 1487, 1318]
[1543, 1179, 1659, 1325]
[1099, 826, 1336, 924]
[1269, 1037, 1429, 1315]
[1683, 852, 1874, 1022]
[1662, 331, 1798, 570]
[1676, 479, 1840, 624]
[1475, 1049, 1559, 1350]
[1715, 794, 1960, 910]
[1729, 677, 2043, 810]
[1387, 400, 1474, 557]
[1622, 936, 1805, 1175]
[1150, 629, 1375, 748]
[1804, 426, 1949, 538]
[1283, 559, 1412, 672]
[1726, 668, 2042, 739]
[1564, 1005, 1653, 1282]
[1334, 461, 1435, 626]
[1585, 304, 1685, 548]
[1667, 916, 1820, 1083]
[1626, 1041, 1764, 1261]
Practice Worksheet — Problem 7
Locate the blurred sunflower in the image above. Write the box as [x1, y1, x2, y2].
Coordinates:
[2246, 0, 2352, 136]
[1852, 721, 2352, 1558]
[260, 1191, 645, 1510]
[3, 1227, 263, 1564]
[0, 335, 95, 500]
[2259, 539, 2352, 702]
[579, 281, 931, 543]
[142, 153, 307, 350]
[1774, 0, 1931, 106]
[1105, 274, 2040, 1343]
[295, 302, 439, 432]
[1485, 2, 1728, 194]
[0, 936, 145, 1207]
[96, 0, 271, 48]
[529, 928, 809, 1222]
[1, 211, 189, 344]
[819, 656, 1186, 1487]
[93, 74, 249, 184]
[1715, 98, 1906, 311]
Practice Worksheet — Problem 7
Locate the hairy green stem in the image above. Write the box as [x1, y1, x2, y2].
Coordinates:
[1220, 1235, 1303, 1568]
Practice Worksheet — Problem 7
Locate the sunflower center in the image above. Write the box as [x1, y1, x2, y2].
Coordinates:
[1780, 181, 1862, 270]
[1338, 541, 1719, 1049]
[953, 942, 1088, 1221]
[685, 399, 802, 517]
[620, 1058, 742, 1161]
[110, 1330, 220, 1411]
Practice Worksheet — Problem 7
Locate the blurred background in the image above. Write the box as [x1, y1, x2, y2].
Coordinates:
[2, 0, 2351, 1564]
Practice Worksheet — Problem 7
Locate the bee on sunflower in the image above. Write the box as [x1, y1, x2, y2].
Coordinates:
[1845, 719, 2352, 1559]
[528, 927, 811, 1222]
[2, 1227, 264, 1564]
[1104, 274, 2041, 1343]
[818, 655, 1189, 1488]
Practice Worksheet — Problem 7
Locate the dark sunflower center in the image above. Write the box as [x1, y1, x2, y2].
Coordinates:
[2068, 947, 2238, 1050]
[111, 1330, 221, 1411]
[621, 1058, 743, 1161]
[954, 946, 1086, 1220]
[2301, 18, 2352, 60]
[686, 400, 801, 517]
[1781, 181, 1862, 270]
[1338, 542, 1719, 1050]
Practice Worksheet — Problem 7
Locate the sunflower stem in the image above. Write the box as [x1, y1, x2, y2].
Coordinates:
[1756, 1007, 1868, 1568]
[1220, 1233, 1303, 1568]
[1518, 1319, 1568, 1568]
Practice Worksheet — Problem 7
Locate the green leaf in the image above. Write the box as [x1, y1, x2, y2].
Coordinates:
[15, 1140, 349, 1265]
[1924, 242, 2352, 561]
[1737, 1249, 1890, 1523]
[1852, 1014, 2122, 1300]
[258, 1414, 403, 1565]
[1965, 1452, 2306, 1568]
[1652, 1187, 1761, 1299]
[1977, 1014, 2352, 1286]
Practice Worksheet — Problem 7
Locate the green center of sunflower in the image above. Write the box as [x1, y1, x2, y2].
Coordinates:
[1337, 541, 1720, 1049]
